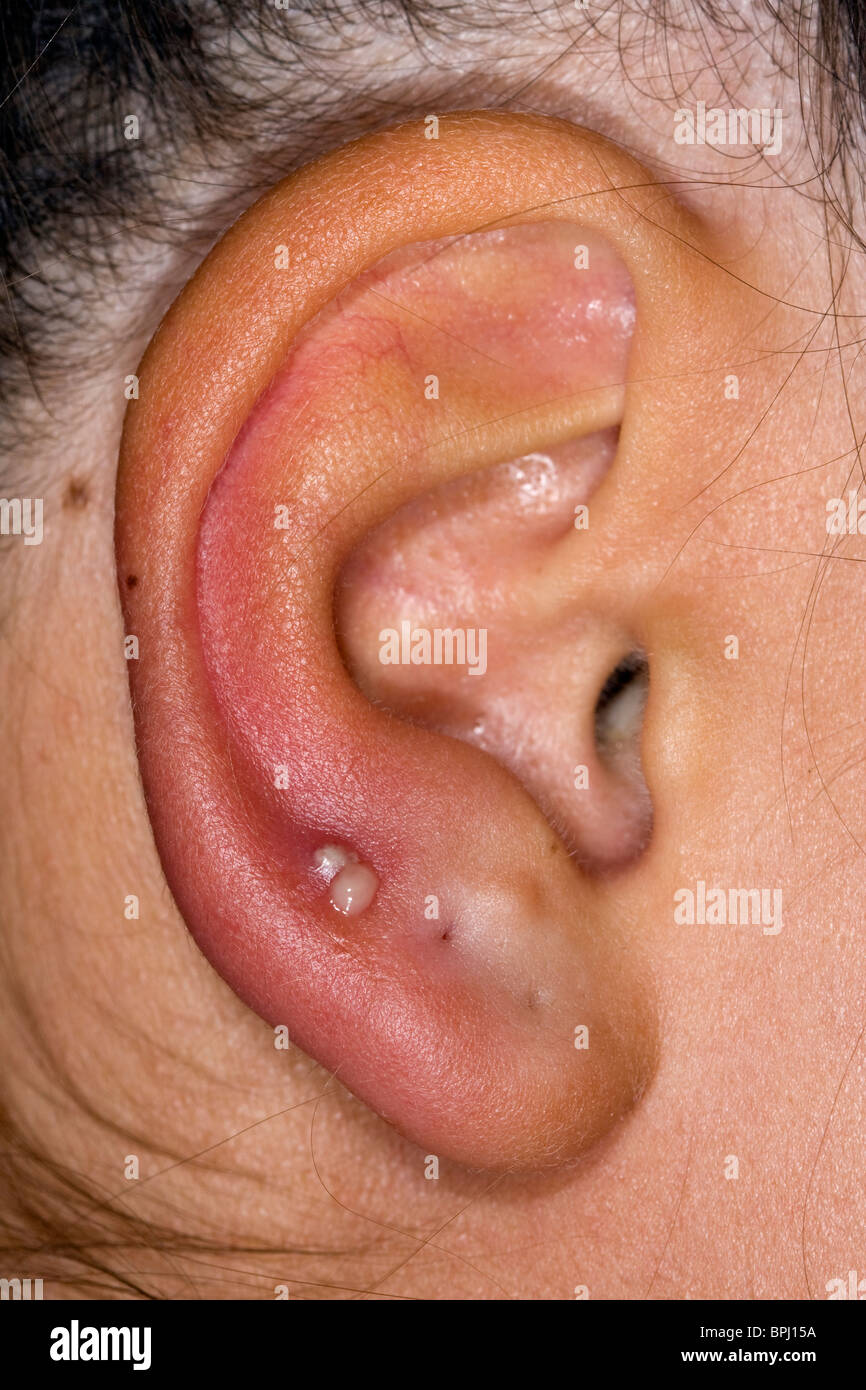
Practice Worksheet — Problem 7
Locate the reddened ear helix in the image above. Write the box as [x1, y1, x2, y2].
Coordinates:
[114, 111, 716, 1170]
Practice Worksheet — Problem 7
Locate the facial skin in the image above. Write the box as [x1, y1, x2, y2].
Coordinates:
[1, 6, 865, 1299]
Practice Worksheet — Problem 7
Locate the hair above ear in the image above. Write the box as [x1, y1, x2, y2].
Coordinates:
[115, 110, 748, 1170]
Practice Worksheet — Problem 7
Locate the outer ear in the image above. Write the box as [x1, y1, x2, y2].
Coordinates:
[115, 112, 722, 1170]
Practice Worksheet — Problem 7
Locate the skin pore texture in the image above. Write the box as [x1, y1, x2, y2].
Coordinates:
[2, 88, 866, 1296]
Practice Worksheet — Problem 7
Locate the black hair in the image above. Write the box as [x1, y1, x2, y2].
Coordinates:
[1, 1, 865, 442]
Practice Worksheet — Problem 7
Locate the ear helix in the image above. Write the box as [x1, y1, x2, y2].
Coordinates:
[115, 112, 715, 1169]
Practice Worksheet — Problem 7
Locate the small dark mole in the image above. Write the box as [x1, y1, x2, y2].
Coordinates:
[126, 575, 138, 589]
[64, 478, 89, 509]
[440, 927, 452, 942]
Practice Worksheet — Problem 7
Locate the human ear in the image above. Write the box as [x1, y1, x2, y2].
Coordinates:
[116, 111, 737, 1171]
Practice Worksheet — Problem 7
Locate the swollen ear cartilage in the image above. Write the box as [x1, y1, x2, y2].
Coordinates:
[189, 210, 650, 1167]
[313, 843, 379, 915]
[123, 110, 674, 1169]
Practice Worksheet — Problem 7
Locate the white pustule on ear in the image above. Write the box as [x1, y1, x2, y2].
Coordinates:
[313, 843, 379, 916]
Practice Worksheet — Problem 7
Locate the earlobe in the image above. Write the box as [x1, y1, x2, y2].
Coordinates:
[116, 112, 720, 1170]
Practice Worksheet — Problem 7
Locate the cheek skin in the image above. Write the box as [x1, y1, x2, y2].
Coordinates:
[191, 219, 654, 1169]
